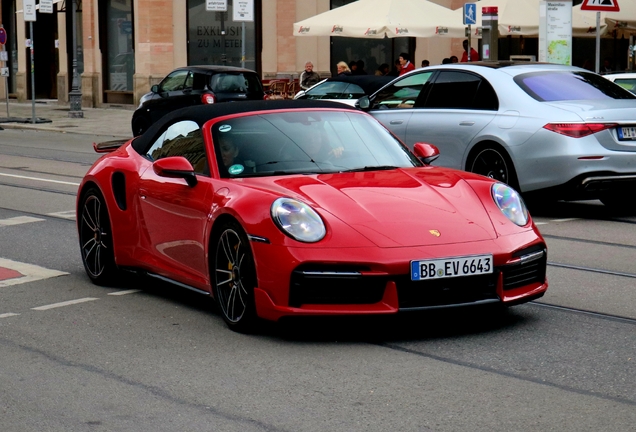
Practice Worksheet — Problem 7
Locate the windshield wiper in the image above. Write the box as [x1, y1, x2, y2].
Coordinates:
[341, 165, 398, 173]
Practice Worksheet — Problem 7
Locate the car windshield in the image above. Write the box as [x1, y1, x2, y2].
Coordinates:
[304, 81, 365, 100]
[514, 71, 636, 102]
[211, 110, 421, 178]
[210, 73, 262, 94]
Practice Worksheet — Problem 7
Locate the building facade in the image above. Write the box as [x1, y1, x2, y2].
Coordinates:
[0, 0, 614, 108]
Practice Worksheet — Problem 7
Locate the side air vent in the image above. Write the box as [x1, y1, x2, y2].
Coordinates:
[111, 172, 127, 211]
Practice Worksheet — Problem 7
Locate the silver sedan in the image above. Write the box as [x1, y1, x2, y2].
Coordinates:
[362, 62, 636, 211]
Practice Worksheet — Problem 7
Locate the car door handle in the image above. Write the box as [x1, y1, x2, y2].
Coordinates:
[459, 121, 475, 126]
[389, 120, 404, 125]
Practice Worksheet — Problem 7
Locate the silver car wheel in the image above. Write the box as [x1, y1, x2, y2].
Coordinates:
[214, 226, 254, 326]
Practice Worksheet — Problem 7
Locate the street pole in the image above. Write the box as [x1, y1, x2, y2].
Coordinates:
[241, 22, 245, 68]
[595, 12, 600, 74]
[69, 0, 83, 118]
[30, 22, 35, 124]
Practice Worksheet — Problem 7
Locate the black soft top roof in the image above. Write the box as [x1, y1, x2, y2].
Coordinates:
[131, 100, 360, 154]
[322, 75, 394, 95]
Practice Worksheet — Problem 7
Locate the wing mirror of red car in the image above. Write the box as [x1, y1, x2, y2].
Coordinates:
[413, 143, 440, 165]
[153, 156, 198, 187]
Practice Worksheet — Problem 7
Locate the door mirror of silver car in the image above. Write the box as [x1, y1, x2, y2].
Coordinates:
[356, 96, 370, 110]
[413, 143, 440, 165]
[153, 156, 198, 187]
[151, 84, 159, 93]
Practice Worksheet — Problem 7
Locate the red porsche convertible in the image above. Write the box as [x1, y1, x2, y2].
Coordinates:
[77, 100, 547, 332]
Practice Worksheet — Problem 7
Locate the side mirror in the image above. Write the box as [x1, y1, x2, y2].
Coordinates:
[356, 95, 370, 110]
[413, 143, 440, 165]
[151, 84, 159, 93]
[153, 156, 198, 187]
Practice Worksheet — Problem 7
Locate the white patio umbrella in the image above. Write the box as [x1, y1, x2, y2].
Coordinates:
[293, 0, 465, 39]
[453, 0, 607, 38]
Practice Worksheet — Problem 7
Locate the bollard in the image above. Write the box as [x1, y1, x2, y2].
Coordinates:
[481, 7, 499, 61]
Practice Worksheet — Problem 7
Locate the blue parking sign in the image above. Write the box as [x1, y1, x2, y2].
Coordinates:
[464, 3, 477, 25]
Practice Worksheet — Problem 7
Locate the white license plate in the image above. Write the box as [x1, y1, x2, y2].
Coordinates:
[410, 254, 493, 281]
[618, 126, 636, 140]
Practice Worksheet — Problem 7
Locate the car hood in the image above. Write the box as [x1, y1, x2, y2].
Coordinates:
[251, 168, 498, 247]
[544, 100, 636, 122]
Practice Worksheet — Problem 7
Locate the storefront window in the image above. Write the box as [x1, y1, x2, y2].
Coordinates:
[105, 0, 134, 92]
[187, 0, 257, 71]
[330, 0, 409, 76]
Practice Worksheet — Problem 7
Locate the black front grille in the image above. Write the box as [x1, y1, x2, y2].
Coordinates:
[501, 246, 547, 291]
[289, 266, 386, 307]
[395, 273, 499, 309]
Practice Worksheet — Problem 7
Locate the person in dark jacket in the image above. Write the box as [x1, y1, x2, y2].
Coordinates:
[300, 61, 321, 90]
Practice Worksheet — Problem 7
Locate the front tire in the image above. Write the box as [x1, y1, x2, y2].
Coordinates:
[79, 187, 119, 285]
[213, 220, 258, 332]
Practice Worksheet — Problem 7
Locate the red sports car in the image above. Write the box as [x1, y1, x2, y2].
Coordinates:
[77, 100, 547, 332]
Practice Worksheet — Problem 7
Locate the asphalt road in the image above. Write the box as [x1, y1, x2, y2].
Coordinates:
[1, 129, 635, 432]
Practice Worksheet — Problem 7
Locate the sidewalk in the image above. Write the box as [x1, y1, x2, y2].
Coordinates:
[0, 100, 134, 139]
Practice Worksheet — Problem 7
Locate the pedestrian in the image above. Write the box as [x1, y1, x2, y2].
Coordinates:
[450, 56, 458, 63]
[336, 61, 351, 76]
[299, 61, 321, 90]
[442, 58, 451, 64]
[601, 58, 613, 74]
[389, 59, 401, 76]
[375, 63, 390, 76]
[421, 59, 430, 68]
[349, 61, 359, 75]
[461, 40, 480, 62]
[355, 60, 367, 75]
[398, 53, 415, 76]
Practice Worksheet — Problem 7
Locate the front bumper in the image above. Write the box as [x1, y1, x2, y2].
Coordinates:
[251, 231, 547, 321]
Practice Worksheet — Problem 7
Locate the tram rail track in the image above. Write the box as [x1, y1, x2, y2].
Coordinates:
[530, 301, 636, 325]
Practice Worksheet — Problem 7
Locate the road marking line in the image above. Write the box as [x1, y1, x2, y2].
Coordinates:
[551, 218, 579, 223]
[108, 289, 141, 296]
[47, 210, 76, 220]
[0, 216, 45, 226]
[535, 222, 548, 225]
[0, 313, 20, 318]
[0, 257, 68, 288]
[0, 172, 80, 186]
[32, 297, 99, 311]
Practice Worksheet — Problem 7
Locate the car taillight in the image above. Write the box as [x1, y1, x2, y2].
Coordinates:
[543, 123, 618, 138]
[201, 93, 216, 104]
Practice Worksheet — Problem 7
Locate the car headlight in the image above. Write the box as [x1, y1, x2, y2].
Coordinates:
[271, 198, 326, 242]
[491, 183, 529, 226]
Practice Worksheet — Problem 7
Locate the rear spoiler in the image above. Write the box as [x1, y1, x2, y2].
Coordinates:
[93, 138, 132, 153]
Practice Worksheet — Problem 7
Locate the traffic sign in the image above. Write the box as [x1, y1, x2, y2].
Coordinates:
[24, 0, 36, 21]
[0, 28, 7, 45]
[40, 0, 53, 14]
[463, 3, 477, 26]
[581, 0, 620, 12]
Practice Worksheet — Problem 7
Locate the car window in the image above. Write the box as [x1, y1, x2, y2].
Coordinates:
[211, 73, 262, 94]
[159, 70, 189, 92]
[515, 71, 636, 101]
[424, 71, 498, 110]
[211, 111, 421, 178]
[145, 120, 208, 174]
[305, 81, 356, 99]
[372, 71, 434, 109]
[613, 78, 636, 94]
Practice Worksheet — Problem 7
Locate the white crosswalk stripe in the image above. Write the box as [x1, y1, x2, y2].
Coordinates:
[0, 216, 45, 226]
[47, 210, 76, 221]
